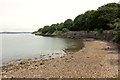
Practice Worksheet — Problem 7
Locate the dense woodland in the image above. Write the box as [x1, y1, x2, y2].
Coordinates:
[33, 3, 120, 43]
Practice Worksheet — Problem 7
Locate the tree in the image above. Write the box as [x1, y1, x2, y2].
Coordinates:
[63, 19, 73, 30]
[38, 28, 42, 32]
[48, 24, 56, 34]
[62, 28, 69, 33]
[41, 25, 50, 34]
[34, 2, 120, 36]
[109, 18, 120, 43]
[73, 10, 96, 31]
[94, 3, 120, 30]
[57, 23, 64, 31]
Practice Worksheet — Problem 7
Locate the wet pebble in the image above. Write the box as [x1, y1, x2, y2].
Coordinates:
[40, 62, 44, 65]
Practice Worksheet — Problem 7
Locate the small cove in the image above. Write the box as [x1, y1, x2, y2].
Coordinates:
[1, 33, 83, 65]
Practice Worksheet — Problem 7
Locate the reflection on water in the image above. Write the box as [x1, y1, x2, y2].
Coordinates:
[1, 34, 83, 65]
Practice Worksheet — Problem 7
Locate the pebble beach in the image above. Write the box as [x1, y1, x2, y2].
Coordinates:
[1, 39, 119, 78]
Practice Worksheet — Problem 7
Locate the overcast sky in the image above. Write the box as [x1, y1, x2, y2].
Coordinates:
[0, 0, 119, 32]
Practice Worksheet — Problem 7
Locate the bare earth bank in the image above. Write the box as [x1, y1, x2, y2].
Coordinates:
[2, 39, 119, 78]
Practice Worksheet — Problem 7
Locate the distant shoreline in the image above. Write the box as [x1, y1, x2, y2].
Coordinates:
[0, 32, 32, 34]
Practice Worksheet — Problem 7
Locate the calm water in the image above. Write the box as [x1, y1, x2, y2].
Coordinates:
[1, 34, 83, 65]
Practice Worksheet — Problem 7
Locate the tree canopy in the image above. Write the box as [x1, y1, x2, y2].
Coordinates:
[33, 2, 120, 42]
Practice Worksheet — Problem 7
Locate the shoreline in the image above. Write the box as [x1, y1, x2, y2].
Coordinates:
[2, 38, 119, 78]
[2, 36, 84, 67]
[2, 52, 66, 66]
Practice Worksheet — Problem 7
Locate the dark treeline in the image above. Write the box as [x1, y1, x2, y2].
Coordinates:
[33, 2, 120, 43]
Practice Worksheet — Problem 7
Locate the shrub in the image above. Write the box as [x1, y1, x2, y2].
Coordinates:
[62, 28, 69, 33]
[110, 18, 120, 43]
[113, 31, 120, 43]
[52, 31, 62, 35]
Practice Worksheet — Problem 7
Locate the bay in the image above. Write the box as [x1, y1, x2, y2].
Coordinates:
[0, 33, 83, 65]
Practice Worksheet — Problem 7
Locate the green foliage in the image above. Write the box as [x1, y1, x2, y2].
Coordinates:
[33, 2, 120, 39]
[73, 2, 120, 31]
[63, 19, 73, 30]
[57, 23, 64, 31]
[98, 3, 120, 9]
[38, 28, 42, 32]
[52, 31, 63, 35]
[94, 3, 120, 30]
[48, 24, 56, 34]
[35, 31, 42, 35]
[113, 31, 120, 43]
[94, 28, 103, 33]
[32, 31, 37, 34]
[45, 31, 52, 35]
[74, 10, 96, 31]
[109, 18, 120, 29]
[110, 18, 120, 43]
[62, 28, 69, 33]
[32, 31, 42, 34]
[41, 25, 50, 34]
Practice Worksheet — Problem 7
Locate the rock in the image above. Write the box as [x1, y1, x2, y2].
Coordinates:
[40, 62, 44, 65]
[49, 56, 51, 58]
[87, 57, 90, 58]
[53, 65, 56, 67]
[19, 61, 28, 64]
[107, 47, 110, 49]
[100, 64, 103, 66]
[35, 64, 38, 66]
[71, 56, 73, 58]
[65, 58, 68, 60]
